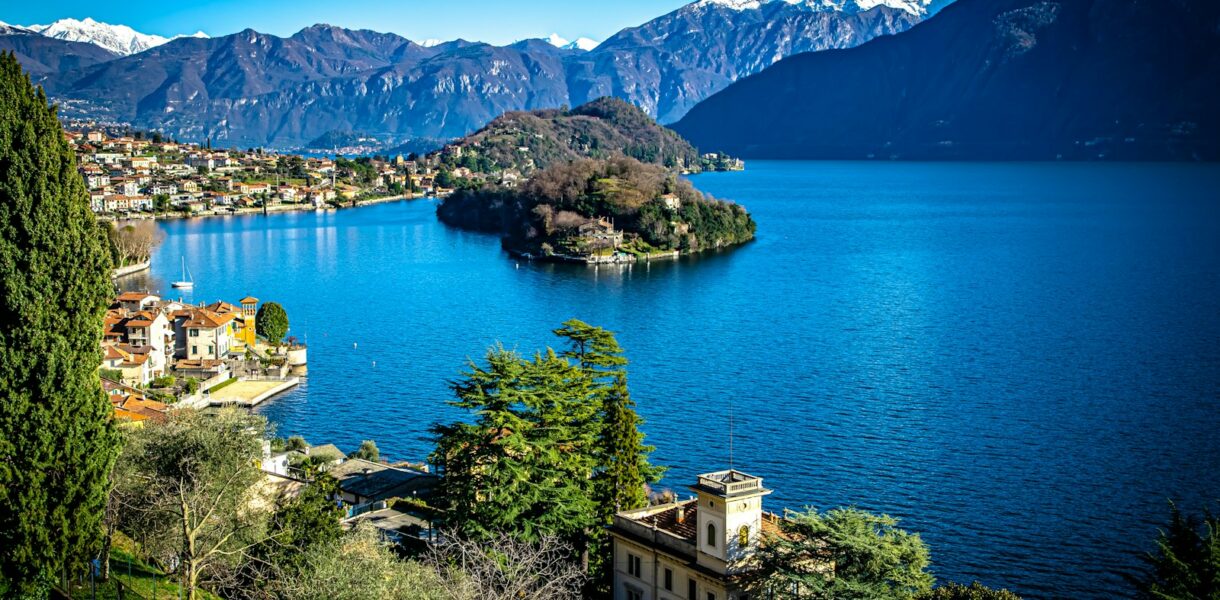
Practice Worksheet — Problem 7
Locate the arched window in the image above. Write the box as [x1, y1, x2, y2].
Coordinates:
[739, 525, 750, 547]
[707, 522, 717, 548]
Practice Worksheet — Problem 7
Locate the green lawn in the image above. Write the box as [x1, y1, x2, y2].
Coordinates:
[60, 533, 222, 600]
[205, 377, 238, 393]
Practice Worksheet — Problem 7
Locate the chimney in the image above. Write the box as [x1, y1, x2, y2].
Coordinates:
[676, 505, 686, 524]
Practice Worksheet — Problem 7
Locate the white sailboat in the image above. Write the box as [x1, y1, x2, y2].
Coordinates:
[172, 257, 194, 289]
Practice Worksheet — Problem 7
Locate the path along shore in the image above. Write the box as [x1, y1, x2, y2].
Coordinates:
[100, 193, 434, 223]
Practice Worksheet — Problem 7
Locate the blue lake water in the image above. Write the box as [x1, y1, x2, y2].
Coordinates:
[132, 161, 1220, 599]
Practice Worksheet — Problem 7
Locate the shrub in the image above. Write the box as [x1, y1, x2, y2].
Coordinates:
[100, 368, 124, 382]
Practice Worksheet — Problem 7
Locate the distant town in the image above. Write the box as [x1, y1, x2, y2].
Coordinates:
[70, 126, 439, 217]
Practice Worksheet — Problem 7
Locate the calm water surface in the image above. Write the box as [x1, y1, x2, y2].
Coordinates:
[130, 162, 1220, 599]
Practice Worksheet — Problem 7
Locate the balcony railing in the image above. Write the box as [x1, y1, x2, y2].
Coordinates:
[698, 470, 762, 494]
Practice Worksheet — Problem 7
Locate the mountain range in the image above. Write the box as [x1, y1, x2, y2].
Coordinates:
[674, 0, 1220, 160]
[24, 18, 208, 55]
[0, 22, 119, 75]
[0, 0, 948, 148]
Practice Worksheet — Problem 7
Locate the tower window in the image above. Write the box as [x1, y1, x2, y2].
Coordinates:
[707, 522, 717, 548]
[739, 525, 750, 547]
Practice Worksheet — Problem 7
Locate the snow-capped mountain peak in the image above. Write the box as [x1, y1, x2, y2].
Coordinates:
[688, 0, 765, 10]
[685, 0, 934, 16]
[545, 34, 600, 51]
[24, 18, 207, 55]
[420, 38, 445, 47]
[566, 38, 599, 51]
[0, 20, 36, 35]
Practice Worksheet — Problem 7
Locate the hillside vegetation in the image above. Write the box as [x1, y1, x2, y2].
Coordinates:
[432, 98, 734, 177]
[437, 157, 754, 261]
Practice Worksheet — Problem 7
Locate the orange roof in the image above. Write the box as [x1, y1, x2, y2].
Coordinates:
[103, 345, 131, 361]
[117, 292, 156, 302]
[112, 407, 151, 422]
[181, 307, 236, 329]
[240, 296, 259, 304]
[103, 344, 150, 367]
[204, 301, 241, 315]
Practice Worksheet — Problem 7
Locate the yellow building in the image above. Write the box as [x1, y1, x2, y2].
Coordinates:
[239, 296, 259, 346]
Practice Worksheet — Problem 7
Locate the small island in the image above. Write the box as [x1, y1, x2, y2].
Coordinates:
[437, 156, 755, 263]
[430, 97, 755, 263]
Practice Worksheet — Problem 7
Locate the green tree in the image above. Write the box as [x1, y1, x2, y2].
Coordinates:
[552, 319, 662, 510]
[918, 582, 1023, 600]
[1130, 502, 1219, 600]
[228, 475, 344, 597]
[750, 507, 935, 600]
[273, 523, 451, 600]
[285, 435, 309, 452]
[349, 440, 380, 462]
[256, 301, 289, 346]
[116, 409, 273, 600]
[0, 51, 119, 597]
[429, 346, 598, 548]
[266, 475, 343, 565]
[552, 319, 661, 589]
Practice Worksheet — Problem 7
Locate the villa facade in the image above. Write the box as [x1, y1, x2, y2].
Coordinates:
[610, 469, 781, 600]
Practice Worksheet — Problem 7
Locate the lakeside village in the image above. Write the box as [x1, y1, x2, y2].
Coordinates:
[72, 127, 442, 217]
[97, 288, 810, 600]
[69, 125, 743, 220]
[100, 291, 307, 413]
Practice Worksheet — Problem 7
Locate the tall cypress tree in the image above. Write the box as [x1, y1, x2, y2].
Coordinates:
[553, 319, 663, 513]
[553, 319, 663, 592]
[0, 52, 119, 596]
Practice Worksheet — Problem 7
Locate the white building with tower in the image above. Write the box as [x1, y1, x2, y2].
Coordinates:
[609, 469, 786, 600]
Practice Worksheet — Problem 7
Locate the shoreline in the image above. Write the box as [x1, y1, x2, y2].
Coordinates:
[112, 260, 151, 279]
[100, 193, 431, 223]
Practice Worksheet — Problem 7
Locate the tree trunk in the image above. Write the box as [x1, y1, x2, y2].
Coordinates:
[185, 563, 199, 600]
[100, 531, 112, 581]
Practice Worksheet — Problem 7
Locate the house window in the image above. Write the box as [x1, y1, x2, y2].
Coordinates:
[739, 525, 750, 547]
[189, 329, 199, 337]
[626, 590, 643, 600]
[664, 568, 673, 591]
[191, 345, 197, 355]
[688, 579, 697, 600]
[208, 345, 214, 355]
[707, 522, 716, 547]
[708, 593, 717, 600]
[627, 553, 641, 578]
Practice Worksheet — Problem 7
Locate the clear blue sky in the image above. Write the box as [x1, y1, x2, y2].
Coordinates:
[3, 0, 692, 44]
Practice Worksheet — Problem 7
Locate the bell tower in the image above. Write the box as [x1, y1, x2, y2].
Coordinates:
[239, 296, 259, 346]
[691, 469, 772, 575]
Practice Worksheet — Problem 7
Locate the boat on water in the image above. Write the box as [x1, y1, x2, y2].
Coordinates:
[172, 257, 194, 289]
